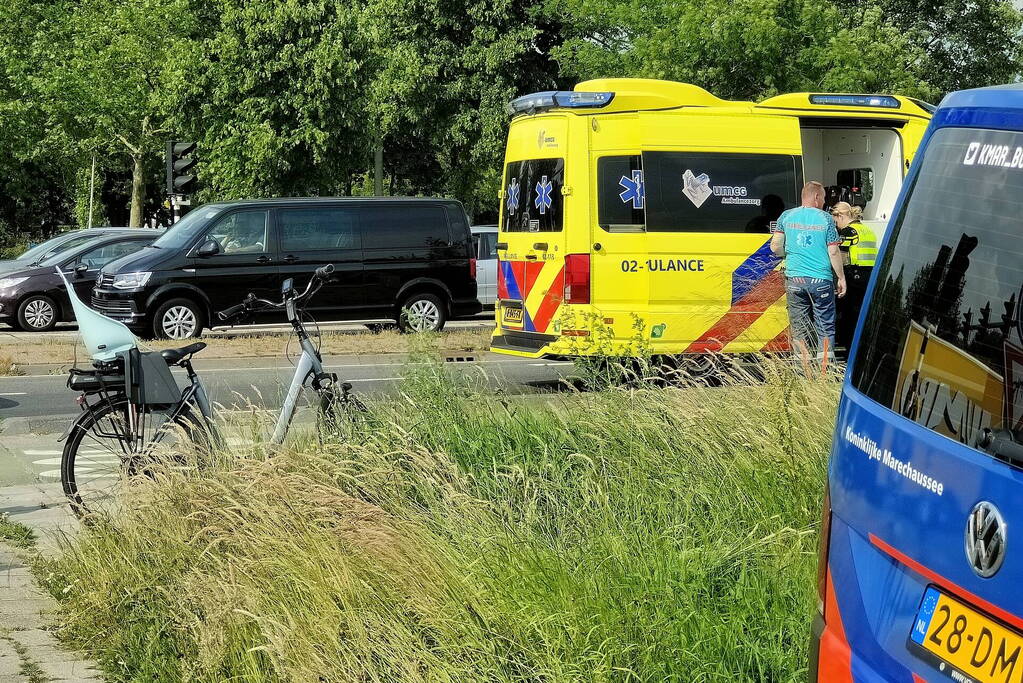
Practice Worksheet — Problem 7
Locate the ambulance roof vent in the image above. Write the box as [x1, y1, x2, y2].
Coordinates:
[575, 78, 739, 109]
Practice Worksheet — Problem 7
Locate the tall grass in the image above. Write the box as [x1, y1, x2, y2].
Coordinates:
[38, 354, 838, 682]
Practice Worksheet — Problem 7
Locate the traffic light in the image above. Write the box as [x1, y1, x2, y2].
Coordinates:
[166, 141, 197, 195]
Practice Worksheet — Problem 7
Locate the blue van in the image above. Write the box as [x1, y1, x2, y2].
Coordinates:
[812, 84, 1023, 682]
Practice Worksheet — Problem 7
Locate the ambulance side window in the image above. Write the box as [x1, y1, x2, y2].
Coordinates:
[503, 158, 564, 232]
[598, 155, 645, 232]
[642, 152, 801, 233]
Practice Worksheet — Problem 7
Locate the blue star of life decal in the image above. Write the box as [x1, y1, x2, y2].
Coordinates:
[535, 176, 553, 215]
[506, 178, 520, 214]
[618, 169, 645, 209]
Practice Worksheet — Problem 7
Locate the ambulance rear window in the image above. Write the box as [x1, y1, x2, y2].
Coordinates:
[852, 126, 1023, 452]
[503, 158, 564, 232]
[642, 152, 800, 233]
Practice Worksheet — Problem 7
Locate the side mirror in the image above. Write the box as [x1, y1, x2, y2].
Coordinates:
[74, 263, 89, 276]
[196, 239, 221, 258]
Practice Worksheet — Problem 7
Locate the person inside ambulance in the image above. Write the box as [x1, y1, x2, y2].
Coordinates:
[831, 201, 877, 350]
[745, 194, 786, 233]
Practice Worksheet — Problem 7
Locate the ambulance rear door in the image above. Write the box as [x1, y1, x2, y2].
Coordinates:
[496, 114, 572, 341]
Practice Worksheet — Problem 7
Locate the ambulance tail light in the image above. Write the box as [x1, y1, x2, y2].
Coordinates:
[506, 91, 614, 115]
[564, 254, 590, 304]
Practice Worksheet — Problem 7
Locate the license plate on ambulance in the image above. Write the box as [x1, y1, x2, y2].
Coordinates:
[911, 586, 1023, 682]
[502, 304, 523, 327]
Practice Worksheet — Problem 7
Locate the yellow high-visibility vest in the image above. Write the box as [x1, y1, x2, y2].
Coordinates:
[840, 221, 878, 267]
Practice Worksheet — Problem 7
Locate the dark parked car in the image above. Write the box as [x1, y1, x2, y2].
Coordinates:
[0, 230, 162, 331]
[92, 198, 481, 339]
[0, 227, 139, 270]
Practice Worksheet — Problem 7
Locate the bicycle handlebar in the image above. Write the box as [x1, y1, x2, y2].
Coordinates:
[216, 265, 333, 323]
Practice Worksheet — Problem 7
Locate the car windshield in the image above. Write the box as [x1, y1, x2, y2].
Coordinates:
[19, 233, 102, 262]
[151, 205, 225, 250]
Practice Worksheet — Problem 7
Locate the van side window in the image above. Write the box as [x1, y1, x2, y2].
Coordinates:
[278, 208, 361, 251]
[503, 158, 564, 233]
[853, 127, 1023, 452]
[641, 152, 800, 233]
[361, 205, 448, 249]
[598, 155, 645, 232]
[208, 210, 269, 255]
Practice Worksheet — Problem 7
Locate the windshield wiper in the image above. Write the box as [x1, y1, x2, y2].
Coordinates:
[976, 429, 1023, 468]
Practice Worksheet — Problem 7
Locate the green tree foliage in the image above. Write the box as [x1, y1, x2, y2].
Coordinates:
[0, 0, 1020, 234]
[552, 0, 1021, 102]
[175, 0, 376, 200]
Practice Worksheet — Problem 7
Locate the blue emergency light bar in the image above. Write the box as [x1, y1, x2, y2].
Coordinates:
[809, 94, 901, 109]
[506, 91, 615, 115]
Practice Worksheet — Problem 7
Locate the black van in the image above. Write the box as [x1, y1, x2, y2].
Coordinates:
[91, 198, 481, 339]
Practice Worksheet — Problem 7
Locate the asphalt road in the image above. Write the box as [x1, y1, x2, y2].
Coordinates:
[0, 352, 574, 421]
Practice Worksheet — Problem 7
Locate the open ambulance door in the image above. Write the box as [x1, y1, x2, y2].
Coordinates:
[589, 110, 803, 354]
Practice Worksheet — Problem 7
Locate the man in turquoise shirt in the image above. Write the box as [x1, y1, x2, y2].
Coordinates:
[770, 181, 847, 360]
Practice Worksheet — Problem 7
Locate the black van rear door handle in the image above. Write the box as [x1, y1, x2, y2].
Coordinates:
[257, 255, 273, 263]
[282, 255, 297, 263]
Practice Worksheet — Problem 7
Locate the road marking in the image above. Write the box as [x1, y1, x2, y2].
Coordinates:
[24, 449, 105, 456]
[0, 392, 26, 396]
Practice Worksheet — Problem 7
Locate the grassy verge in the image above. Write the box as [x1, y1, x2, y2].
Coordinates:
[38, 357, 837, 682]
[0, 513, 36, 550]
[0, 326, 492, 368]
[0, 355, 24, 376]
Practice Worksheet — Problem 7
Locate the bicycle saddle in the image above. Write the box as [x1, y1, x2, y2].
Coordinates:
[160, 342, 207, 364]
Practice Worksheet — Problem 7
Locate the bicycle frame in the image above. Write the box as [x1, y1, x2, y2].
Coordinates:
[271, 318, 324, 444]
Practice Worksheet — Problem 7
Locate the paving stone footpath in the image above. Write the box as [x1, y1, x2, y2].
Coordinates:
[0, 483, 103, 682]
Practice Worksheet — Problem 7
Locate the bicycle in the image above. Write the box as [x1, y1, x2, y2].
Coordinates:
[60, 264, 362, 515]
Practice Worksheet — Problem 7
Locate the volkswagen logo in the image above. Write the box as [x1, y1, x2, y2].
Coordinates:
[965, 501, 1007, 578]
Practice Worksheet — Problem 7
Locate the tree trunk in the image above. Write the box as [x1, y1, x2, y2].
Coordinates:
[129, 154, 145, 227]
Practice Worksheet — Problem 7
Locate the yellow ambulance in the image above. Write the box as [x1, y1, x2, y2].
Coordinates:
[490, 78, 932, 359]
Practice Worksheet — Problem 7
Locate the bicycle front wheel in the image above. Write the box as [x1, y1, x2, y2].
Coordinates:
[61, 396, 211, 516]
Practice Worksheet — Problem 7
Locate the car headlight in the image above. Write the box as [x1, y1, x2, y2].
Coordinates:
[111, 272, 152, 290]
[0, 277, 29, 289]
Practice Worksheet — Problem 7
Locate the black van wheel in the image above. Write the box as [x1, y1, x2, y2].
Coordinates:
[17, 295, 58, 332]
[397, 293, 447, 333]
[152, 298, 204, 340]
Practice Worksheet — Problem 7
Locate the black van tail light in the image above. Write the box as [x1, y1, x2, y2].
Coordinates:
[564, 254, 590, 304]
[817, 489, 833, 619]
[470, 258, 477, 280]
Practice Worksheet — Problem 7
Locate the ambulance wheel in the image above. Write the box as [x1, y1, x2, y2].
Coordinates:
[397, 293, 447, 333]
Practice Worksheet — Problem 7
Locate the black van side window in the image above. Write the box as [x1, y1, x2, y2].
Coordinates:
[361, 205, 449, 249]
[853, 127, 1023, 452]
[598, 155, 645, 232]
[279, 208, 361, 251]
[642, 152, 800, 233]
[503, 158, 564, 233]
[208, 210, 269, 254]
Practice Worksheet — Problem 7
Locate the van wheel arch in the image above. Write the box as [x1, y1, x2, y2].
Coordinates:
[393, 280, 453, 317]
[147, 290, 208, 340]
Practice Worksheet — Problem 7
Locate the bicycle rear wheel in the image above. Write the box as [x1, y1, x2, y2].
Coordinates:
[61, 395, 211, 516]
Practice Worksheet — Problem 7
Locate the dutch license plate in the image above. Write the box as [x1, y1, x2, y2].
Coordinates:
[502, 305, 523, 326]
[911, 586, 1023, 683]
